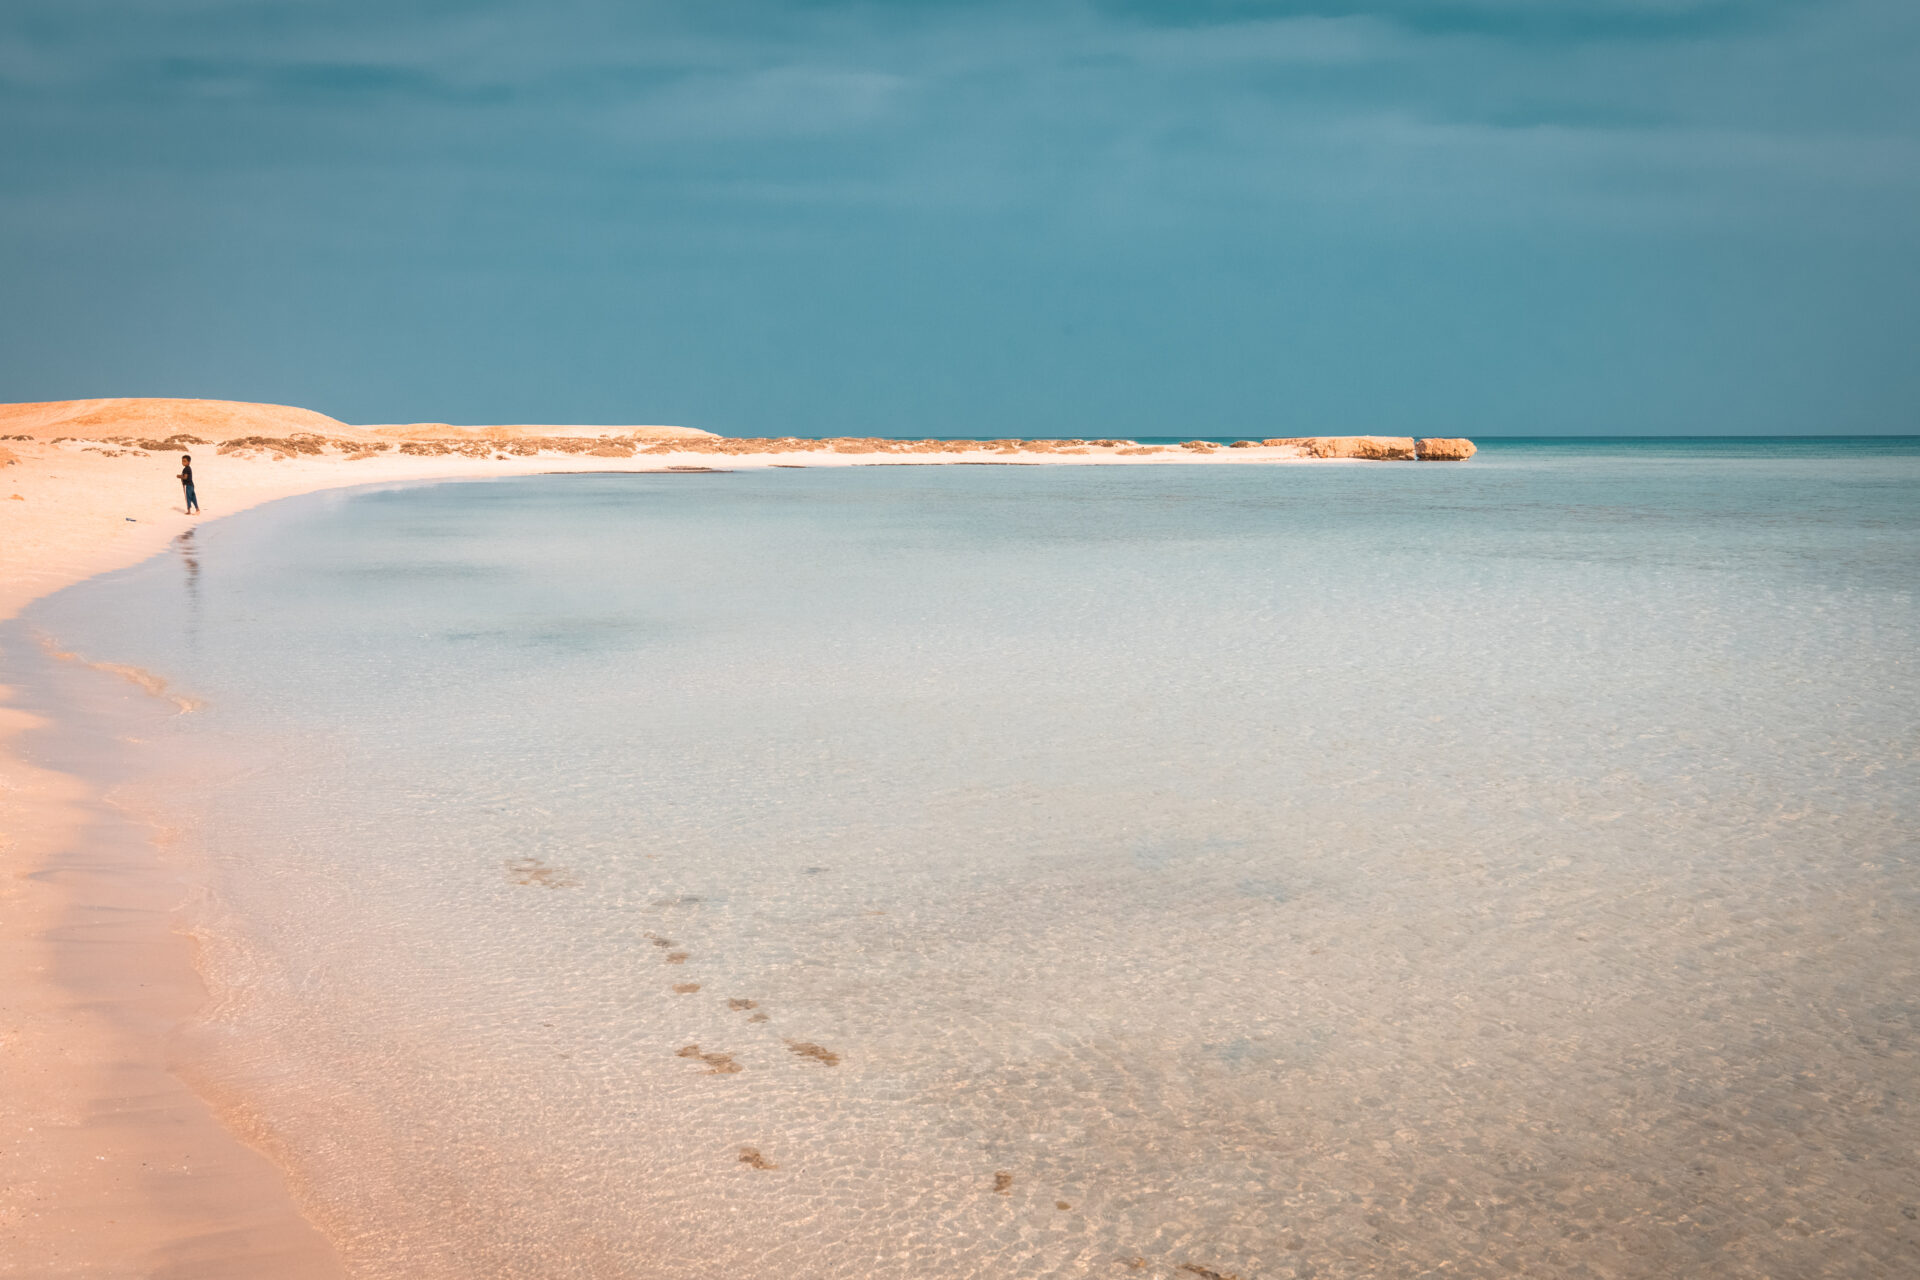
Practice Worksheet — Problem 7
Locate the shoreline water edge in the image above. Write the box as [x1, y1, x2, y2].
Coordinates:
[0, 398, 1475, 1276]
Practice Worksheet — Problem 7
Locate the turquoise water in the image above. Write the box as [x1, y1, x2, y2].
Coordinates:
[15, 441, 1920, 1279]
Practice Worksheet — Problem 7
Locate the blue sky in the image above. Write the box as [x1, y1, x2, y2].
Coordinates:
[3, 0, 1916, 434]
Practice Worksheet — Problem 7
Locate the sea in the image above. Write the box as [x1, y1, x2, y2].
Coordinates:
[10, 438, 1920, 1279]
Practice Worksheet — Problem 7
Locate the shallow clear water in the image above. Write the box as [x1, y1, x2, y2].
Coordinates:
[19, 441, 1920, 1279]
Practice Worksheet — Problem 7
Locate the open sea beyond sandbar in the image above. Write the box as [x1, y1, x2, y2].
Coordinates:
[10, 438, 1920, 1279]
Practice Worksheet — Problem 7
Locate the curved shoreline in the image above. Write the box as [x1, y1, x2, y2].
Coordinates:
[0, 427, 1465, 1275]
[1, 454, 733, 1275]
[0, 649, 347, 1277]
[0, 432, 1398, 625]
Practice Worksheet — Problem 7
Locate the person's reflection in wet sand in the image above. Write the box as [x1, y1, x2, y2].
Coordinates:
[175, 528, 200, 650]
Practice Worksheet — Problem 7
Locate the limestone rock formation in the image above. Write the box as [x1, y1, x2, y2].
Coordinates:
[1262, 436, 1416, 460]
[1415, 438, 1476, 461]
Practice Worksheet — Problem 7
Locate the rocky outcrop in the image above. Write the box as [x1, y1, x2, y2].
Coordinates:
[1263, 436, 1416, 460]
[1415, 438, 1476, 461]
[0, 399, 1476, 463]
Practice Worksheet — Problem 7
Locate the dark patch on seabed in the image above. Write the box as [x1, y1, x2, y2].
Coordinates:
[677, 1045, 741, 1074]
[1176, 1265, 1240, 1280]
[504, 856, 575, 887]
[786, 1041, 840, 1066]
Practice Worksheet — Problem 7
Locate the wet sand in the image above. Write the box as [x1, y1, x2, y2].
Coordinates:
[0, 673, 344, 1278]
[0, 398, 1425, 1276]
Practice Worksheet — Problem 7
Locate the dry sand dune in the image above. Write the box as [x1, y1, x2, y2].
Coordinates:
[0, 397, 359, 443]
[0, 397, 716, 446]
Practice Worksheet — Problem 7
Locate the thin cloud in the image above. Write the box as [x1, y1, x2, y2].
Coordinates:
[1093, 0, 1793, 43]
[610, 67, 910, 141]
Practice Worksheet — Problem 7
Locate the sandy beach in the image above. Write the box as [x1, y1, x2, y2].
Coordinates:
[0, 398, 1472, 1277]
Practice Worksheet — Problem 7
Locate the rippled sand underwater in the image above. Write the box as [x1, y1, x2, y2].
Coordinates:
[28, 443, 1920, 1278]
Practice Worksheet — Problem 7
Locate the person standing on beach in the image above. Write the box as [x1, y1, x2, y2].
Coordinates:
[178, 453, 199, 514]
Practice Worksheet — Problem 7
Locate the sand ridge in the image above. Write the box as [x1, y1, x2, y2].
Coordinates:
[0, 397, 717, 447]
[0, 397, 354, 443]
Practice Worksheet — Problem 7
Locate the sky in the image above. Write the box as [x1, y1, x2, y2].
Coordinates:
[2, 0, 1917, 436]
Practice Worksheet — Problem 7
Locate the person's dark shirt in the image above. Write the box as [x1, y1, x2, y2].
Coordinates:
[179, 463, 194, 487]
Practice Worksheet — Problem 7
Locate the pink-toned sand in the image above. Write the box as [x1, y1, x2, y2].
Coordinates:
[0, 398, 1466, 1276]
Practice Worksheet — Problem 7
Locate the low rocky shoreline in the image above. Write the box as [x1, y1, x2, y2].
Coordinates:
[11, 429, 1476, 465]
